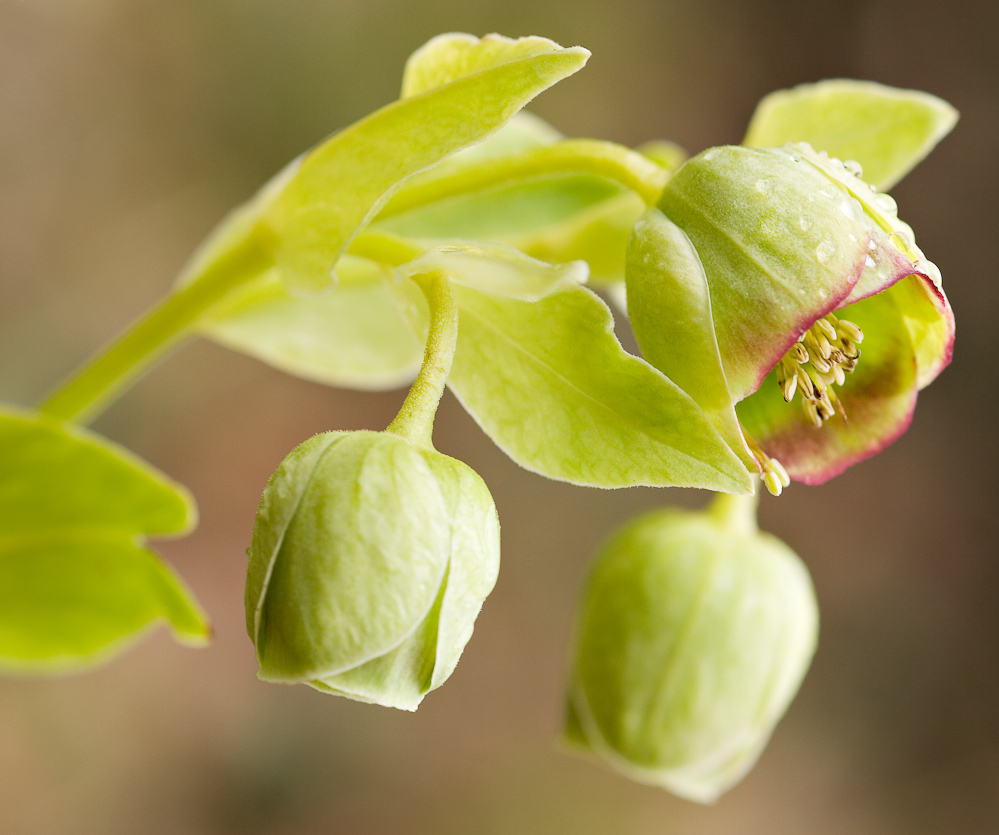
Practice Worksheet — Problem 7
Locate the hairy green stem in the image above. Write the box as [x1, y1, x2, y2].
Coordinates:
[378, 139, 670, 218]
[386, 271, 458, 450]
[38, 232, 272, 424]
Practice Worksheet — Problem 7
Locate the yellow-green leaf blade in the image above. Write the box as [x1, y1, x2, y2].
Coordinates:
[744, 79, 958, 190]
[0, 408, 209, 672]
[445, 284, 753, 491]
[0, 539, 208, 673]
[261, 38, 589, 292]
[0, 407, 194, 537]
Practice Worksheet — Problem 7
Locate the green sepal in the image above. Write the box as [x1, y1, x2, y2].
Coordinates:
[0, 407, 209, 672]
[626, 208, 755, 469]
[657, 145, 872, 401]
[443, 283, 754, 492]
[744, 79, 958, 191]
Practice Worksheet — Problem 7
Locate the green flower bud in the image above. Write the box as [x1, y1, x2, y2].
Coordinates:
[245, 430, 500, 711]
[564, 494, 817, 802]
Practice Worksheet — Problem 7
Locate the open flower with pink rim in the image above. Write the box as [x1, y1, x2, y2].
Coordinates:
[626, 89, 955, 494]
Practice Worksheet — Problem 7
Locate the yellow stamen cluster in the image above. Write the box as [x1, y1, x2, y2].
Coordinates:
[776, 313, 864, 428]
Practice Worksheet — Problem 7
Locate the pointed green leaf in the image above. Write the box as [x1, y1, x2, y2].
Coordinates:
[0, 408, 208, 673]
[514, 191, 645, 285]
[744, 80, 958, 190]
[443, 284, 753, 491]
[198, 240, 587, 391]
[199, 256, 424, 391]
[260, 36, 589, 292]
[401, 32, 581, 98]
[375, 175, 622, 243]
[399, 242, 587, 301]
[386, 110, 564, 191]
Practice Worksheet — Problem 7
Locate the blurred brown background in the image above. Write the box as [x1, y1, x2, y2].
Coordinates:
[1, 0, 996, 832]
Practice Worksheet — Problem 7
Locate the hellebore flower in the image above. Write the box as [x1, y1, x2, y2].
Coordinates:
[245, 430, 500, 711]
[627, 142, 954, 493]
[564, 494, 818, 803]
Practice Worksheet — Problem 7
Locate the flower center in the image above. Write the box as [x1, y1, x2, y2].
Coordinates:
[776, 313, 864, 427]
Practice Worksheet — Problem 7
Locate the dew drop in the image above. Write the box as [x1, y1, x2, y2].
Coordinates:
[815, 240, 836, 264]
[839, 197, 863, 221]
[914, 259, 943, 285]
[755, 177, 776, 194]
[703, 148, 720, 161]
[889, 231, 910, 253]
[799, 216, 813, 231]
[865, 255, 876, 268]
[875, 193, 898, 215]
[844, 159, 864, 177]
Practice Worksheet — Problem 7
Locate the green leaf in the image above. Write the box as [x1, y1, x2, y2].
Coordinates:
[743, 80, 958, 191]
[375, 112, 623, 245]
[260, 35, 590, 292]
[0, 407, 209, 673]
[443, 284, 754, 491]
[513, 191, 645, 285]
[386, 110, 564, 191]
[399, 242, 587, 301]
[375, 175, 622, 242]
[200, 256, 425, 391]
[401, 32, 580, 98]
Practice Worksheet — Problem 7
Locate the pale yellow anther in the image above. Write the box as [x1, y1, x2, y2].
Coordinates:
[808, 351, 832, 374]
[816, 317, 838, 342]
[837, 320, 864, 344]
[742, 430, 790, 497]
[803, 400, 822, 428]
[781, 373, 797, 402]
[770, 457, 790, 488]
